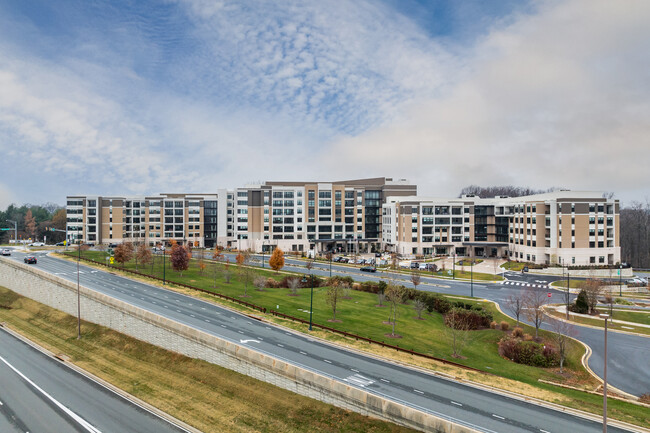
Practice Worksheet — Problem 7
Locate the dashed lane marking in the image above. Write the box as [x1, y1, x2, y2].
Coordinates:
[323, 359, 332, 364]
[380, 378, 390, 383]
[413, 389, 424, 394]
[492, 414, 505, 420]
[451, 401, 462, 406]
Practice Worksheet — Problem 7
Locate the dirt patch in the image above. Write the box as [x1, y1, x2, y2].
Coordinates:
[384, 333, 403, 339]
[382, 321, 393, 325]
[327, 319, 342, 323]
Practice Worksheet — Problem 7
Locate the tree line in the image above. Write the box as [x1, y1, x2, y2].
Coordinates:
[0, 203, 66, 244]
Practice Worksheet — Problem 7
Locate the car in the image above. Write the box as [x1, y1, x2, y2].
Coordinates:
[55, 242, 65, 246]
[1, 249, 11, 256]
[522, 266, 529, 272]
[375, 252, 382, 257]
[29, 242, 45, 247]
[419, 263, 428, 270]
[108, 243, 119, 248]
[333, 256, 342, 262]
[339, 258, 348, 263]
[360, 266, 376, 273]
[24, 255, 37, 264]
[410, 262, 420, 269]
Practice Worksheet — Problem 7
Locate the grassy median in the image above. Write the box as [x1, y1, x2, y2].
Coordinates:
[0, 285, 416, 433]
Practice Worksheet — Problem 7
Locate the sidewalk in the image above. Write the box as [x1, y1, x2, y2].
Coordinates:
[551, 305, 650, 330]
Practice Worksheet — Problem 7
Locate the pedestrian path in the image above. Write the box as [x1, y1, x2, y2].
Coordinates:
[500, 280, 551, 289]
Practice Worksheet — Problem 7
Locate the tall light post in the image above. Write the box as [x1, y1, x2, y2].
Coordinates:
[76, 227, 81, 340]
[162, 241, 166, 285]
[618, 264, 622, 297]
[600, 313, 609, 433]
[6, 220, 17, 246]
[262, 240, 267, 268]
[452, 253, 456, 279]
[302, 273, 314, 331]
[470, 259, 474, 298]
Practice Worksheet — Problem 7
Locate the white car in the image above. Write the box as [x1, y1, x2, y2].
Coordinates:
[29, 242, 45, 247]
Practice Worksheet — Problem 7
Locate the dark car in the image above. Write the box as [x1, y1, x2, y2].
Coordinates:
[522, 266, 529, 272]
[333, 256, 342, 262]
[360, 266, 376, 273]
[55, 241, 65, 246]
[410, 262, 420, 269]
[24, 255, 37, 264]
[339, 258, 348, 263]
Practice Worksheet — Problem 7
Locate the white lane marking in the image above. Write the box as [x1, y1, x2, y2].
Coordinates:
[344, 374, 375, 387]
[299, 351, 307, 355]
[380, 378, 390, 383]
[351, 368, 360, 373]
[190, 315, 195, 318]
[451, 401, 462, 406]
[0, 400, 3, 405]
[323, 359, 332, 364]
[414, 389, 424, 394]
[265, 327, 271, 330]
[277, 344, 284, 347]
[540, 429, 551, 433]
[152, 301, 156, 304]
[238, 331, 244, 334]
[202, 307, 206, 310]
[492, 414, 505, 420]
[0, 355, 102, 433]
[285, 332, 292, 336]
[240, 339, 260, 344]
[220, 325, 227, 328]
[176, 310, 181, 313]
[164, 306, 168, 308]
[204, 320, 210, 323]
[622, 326, 634, 329]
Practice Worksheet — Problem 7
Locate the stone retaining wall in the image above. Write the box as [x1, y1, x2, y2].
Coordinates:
[0, 258, 477, 433]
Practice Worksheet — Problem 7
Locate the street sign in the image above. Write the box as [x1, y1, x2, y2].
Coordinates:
[547, 293, 552, 297]
[109, 257, 114, 265]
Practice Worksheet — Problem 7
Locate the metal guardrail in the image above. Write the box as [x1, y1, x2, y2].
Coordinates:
[72, 254, 489, 375]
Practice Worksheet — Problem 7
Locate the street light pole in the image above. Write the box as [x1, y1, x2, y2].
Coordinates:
[309, 274, 314, 331]
[77, 228, 81, 340]
[452, 253, 455, 279]
[162, 242, 166, 285]
[470, 260, 474, 298]
[619, 264, 622, 297]
[600, 313, 609, 433]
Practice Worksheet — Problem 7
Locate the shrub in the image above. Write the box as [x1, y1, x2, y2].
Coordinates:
[444, 308, 492, 330]
[490, 321, 498, 329]
[498, 336, 559, 367]
[569, 289, 589, 314]
[266, 277, 279, 288]
[500, 321, 510, 331]
[512, 327, 524, 337]
[351, 282, 361, 290]
[639, 394, 650, 404]
[377, 280, 387, 292]
[523, 334, 534, 341]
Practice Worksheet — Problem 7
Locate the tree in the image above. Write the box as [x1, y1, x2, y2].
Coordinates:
[326, 281, 343, 321]
[523, 289, 548, 339]
[170, 243, 190, 276]
[410, 271, 421, 291]
[583, 279, 603, 315]
[413, 299, 426, 320]
[236, 250, 252, 297]
[550, 318, 576, 373]
[269, 248, 285, 272]
[287, 277, 300, 296]
[113, 244, 133, 267]
[444, 309, 471, 358]
[136, 244, 152, 272]
[254, 276, 267, 292]
[197, 256, 206, 276]
[390, 252, 399, 270]
[504, 294, 524, 326]
[24, 210, 36, 241]
[223, 258, 232, 283]
[384, 280, 405, 337]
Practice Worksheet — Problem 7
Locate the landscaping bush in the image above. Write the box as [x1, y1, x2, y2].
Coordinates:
[490, 321, 497, 329]
[500, 321, 510, 331]
[569, 289, 589, 314]
[512, 327, 524, 337]
[498, 336, 559, 367]
[444, 307, 492, 330]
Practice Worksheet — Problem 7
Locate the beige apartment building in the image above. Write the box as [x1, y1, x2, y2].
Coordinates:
[382, 191, 620, 266]
[66, 193, 218, 247]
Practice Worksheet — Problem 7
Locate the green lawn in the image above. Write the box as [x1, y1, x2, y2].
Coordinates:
[611, 310, 650, 326]
[546, 309, 650, 337]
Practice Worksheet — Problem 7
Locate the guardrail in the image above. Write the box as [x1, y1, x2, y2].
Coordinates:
[70, 254, 490, 376]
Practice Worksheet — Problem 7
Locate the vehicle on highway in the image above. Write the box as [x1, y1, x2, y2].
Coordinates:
[360, 266, 376, 272]
[29, 242, 45, 246]
[24, 255, 37, 264]
[1, 249, 11, 256]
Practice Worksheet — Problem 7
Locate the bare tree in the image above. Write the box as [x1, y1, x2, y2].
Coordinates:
[444, 309, 471, 358]
[413, 299, 426, 320]
[254, 276, 267, 292]
[523, 288, 548, 339]
[410, 271, 421, 291]
[384, 280, 405, 336]
[550, 318, 576, 373]
[326, 281, 343, 321]
[504, 293, 524, 326]
[583, 278, 603, 315]
[287, 277, 300, 296]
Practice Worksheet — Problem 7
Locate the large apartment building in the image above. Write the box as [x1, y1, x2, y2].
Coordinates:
[66, 193, 218, 247]
[382, 191, 620, 266]
[217, 177, 416, 254]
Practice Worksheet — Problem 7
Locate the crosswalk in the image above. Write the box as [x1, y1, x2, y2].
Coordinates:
[500, 281, 550, 289]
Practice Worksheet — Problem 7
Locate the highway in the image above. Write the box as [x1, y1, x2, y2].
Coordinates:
[0, 327, 189, 433]
[2, 250, 639, 432]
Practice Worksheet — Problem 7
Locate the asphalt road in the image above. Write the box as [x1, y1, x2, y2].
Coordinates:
[0, 327, 189, 433]
[2, 250, 639, 432]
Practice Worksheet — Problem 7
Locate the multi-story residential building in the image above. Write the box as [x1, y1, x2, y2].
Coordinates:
[66, 193, 218, 247]
[221, 177, 417, 254]
[382, 191, 620, 266]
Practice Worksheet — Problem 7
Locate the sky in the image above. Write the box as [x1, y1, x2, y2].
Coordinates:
[1, 0, 649, 209]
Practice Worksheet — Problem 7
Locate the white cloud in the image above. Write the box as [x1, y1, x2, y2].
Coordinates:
[0, 183, 14, 209]
[322, 0, 650, 203]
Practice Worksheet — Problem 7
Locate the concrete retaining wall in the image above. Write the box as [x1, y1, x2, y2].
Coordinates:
[0, 258, 478, 433]
[532, 267, 633, 278]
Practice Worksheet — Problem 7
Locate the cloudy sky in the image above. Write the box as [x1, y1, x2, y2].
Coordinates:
[1, 0, 648, 208]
